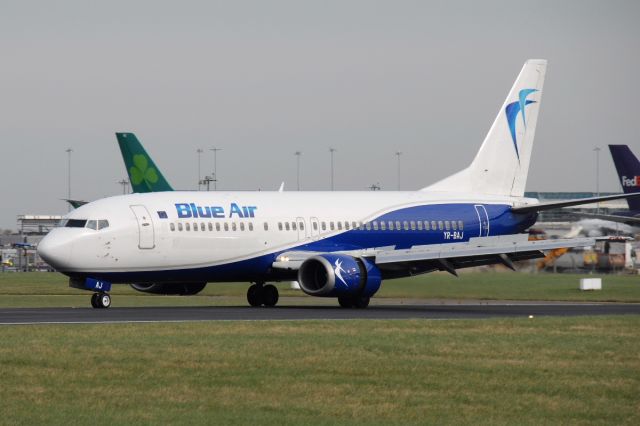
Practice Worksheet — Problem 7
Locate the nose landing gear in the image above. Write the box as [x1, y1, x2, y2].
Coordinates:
[90, 292, 111, 309]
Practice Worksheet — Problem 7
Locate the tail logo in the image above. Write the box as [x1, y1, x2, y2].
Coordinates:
[505, 88, 538, 161]
[129, 154, 159, 191]
[622, 176, 640, 188]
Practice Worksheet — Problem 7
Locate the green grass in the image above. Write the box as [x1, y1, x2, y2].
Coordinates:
[1, 317, 638, 425]
[1, 271, 639, 308]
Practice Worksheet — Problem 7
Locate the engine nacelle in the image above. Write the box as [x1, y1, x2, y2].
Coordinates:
[130, 282, 207, 295]
[297, 254, 381, 298]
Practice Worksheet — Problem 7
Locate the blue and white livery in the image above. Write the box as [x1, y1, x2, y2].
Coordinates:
[37, 60, 639, 309]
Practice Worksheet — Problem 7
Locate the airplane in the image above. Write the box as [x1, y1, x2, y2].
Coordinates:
[573, 145, 640, 226]
[61, 133, 174, 210]
[37, 59, 640, 309]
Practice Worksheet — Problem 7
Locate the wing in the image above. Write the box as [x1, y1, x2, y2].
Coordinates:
[272, 235, 595, 277]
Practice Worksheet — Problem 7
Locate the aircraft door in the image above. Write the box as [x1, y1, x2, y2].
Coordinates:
[474, 205, 490, 237]
[310, 217, 320, 239]
[130, 205, 155, 249]
[296, 217, 307, 241]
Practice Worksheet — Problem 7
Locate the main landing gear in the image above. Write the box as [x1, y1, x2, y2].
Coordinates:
[338, 295, 370, 309]
[247, 283, 279, 307]
[91, 292, 111, 309]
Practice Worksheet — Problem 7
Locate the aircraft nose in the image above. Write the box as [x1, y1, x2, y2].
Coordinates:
[37, 232, 73, 270]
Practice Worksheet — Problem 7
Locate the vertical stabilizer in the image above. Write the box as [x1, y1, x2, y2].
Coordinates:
[423, 59, 547, 197]
[609, 145, 640, 211]
[116, 133, 173, 193]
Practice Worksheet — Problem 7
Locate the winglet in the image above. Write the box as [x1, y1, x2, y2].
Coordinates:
[278, 182, 285, 192]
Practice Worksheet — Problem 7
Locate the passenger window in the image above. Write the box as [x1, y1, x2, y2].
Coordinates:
[417, 221, 423, 231]
[264, 222, 269, 231]
[170, 223, 175, 231]
[344, 221, 350, 230]
[285, 222, 290, 231]
[216, 223, 221, 231]
[178, 223, 183, 231]
[351, 221, 356, 229]
[431, 221, 437, 230]
[86, 220, 97, 230]
[186, 223, 191, 231]
[380, 221, 386, 231]
[299, 222, 305, 230]
[438, 221, 443, 230]
[224, 223, 229, 231]
[201, 223, 205, 231]
[249, 223, 254, 231]
[321, 222, 326, 231]
[452, 221, 457, 230]
[445, 221, 450, 230]
[232, 222, 237, 231]
[395, 221, 401, 230]
[292, 222, 297, 231]
[330, 222, 335, 231]
[372, 221, 378, 231]
[403, 221, 409, 231]
[410, 221, 416, 230]
[388, 221, 394, 230]
[358, 222, 364, 230]
[278, 222, 283, 231]
[193, 222, 198, 231]
[313, 222, 318, 231]
[424, 221, 430, 230]
[365, 222, 371, 231]
[240, 222, 245, 231]
[337, 222, 342, 230]
[458, 220, 464, 230]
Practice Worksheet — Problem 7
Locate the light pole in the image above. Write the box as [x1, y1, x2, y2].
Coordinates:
[117, 179, 130, 194]
[594, 146, 601, 214]
[295, 151, 302, 191]
[65, 148, 73, 211]
[329, 148, 336, 191]
[197, 148, 203, 190]
[210, 147, 222, 190]
[395, 151, 402, 190]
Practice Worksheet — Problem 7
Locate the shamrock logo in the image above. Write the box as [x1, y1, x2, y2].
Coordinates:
[129, 154, 159, 191]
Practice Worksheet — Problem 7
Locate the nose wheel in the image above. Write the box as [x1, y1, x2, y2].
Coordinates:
[90, 292, 111, 309]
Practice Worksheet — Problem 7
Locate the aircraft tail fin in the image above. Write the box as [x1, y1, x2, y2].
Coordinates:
[609, 145, 640, 211]
[116, 133, 173, 193]
[423, 59, 547, 197]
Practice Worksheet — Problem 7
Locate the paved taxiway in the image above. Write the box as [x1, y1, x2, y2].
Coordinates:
[1, 302, 639, 324]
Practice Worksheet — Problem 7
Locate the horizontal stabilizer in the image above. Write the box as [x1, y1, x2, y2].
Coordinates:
[511, 192, 640, 214]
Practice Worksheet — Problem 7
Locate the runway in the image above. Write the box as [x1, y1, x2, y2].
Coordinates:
[1, 302, 639, 324]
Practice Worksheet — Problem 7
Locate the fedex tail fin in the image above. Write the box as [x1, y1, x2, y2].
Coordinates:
[423, 59, 547, 197]
[609, 145, 640, 211]
[116, 133, 173, 193]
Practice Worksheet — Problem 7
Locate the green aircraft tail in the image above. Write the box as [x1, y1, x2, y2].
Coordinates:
[116, 133, 173, 193]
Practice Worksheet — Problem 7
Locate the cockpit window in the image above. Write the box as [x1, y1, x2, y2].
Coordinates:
[98, 220, 109, 230]
[86, 220, 97, 230]
[66, 219, 87, 228]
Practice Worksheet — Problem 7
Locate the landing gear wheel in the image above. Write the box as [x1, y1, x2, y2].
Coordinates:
[247, 284, 264, 307]
[338, 296, 354, 308]
[91, 293, 111, 309]
[262, 284, 279, 307]
[353, 296, 370, 309]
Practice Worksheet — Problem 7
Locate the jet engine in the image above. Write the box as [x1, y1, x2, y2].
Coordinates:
[297, 254, 381, 299]
[130, 282, 207, 295]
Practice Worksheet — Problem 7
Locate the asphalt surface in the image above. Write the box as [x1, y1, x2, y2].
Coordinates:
[1, 302, 639, 324]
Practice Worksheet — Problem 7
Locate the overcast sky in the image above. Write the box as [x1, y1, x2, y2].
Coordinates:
[1, 0, 639, 229]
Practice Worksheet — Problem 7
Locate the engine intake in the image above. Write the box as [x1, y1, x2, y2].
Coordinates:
[297, 254, 381, 298]
[130, 282, 206, 295]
